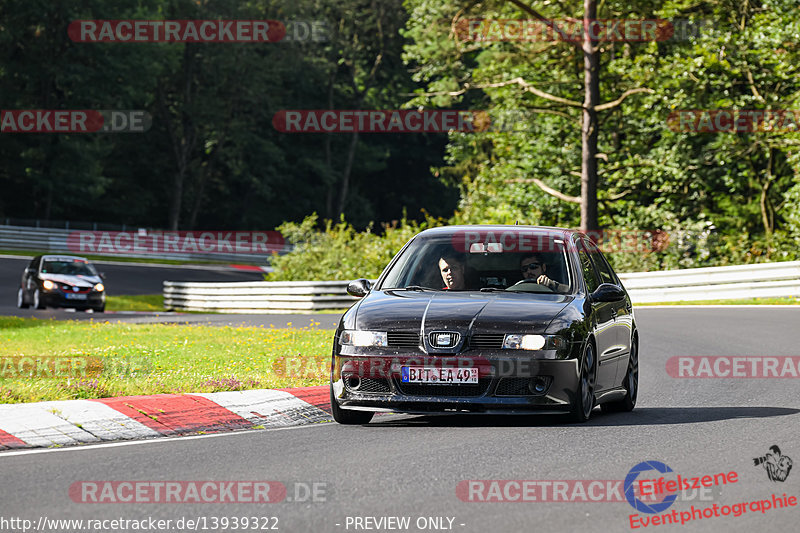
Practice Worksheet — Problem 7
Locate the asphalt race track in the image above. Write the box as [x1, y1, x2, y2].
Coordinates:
[2, 307, 799, 532]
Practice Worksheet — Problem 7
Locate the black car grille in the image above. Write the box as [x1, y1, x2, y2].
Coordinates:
[469, 334, 505, 350]
[395, 379, 491, 397]
[387, 331, 421, 348]
[59, 284, 92, 293]
[495, 378, 534, 396]
[348, 378, 391, 394]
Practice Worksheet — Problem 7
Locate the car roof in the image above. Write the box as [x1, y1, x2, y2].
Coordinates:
[41, 255, 91, 262]
[416, 225, 578, 240]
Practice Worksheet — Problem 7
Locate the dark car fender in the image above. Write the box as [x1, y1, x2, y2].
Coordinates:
[545, 298, 591, 361]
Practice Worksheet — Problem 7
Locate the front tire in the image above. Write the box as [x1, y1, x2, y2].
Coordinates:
[602, 337, 638, 413]
[32, 289, 45, 309]
[17, 287, 29, 308]
[330, 384, 374, 425]
[570, 342, 597, 423]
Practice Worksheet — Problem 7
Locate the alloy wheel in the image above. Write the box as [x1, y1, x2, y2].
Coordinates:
[580, 344, 596, 419]
[17, 288, 28, 308]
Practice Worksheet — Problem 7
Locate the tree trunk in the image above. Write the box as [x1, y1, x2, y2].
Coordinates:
[164, 44, 197, 231]
[336, 130, 360, 216]
[760, 148, 774, 235]
[580, 0, 600, 233]
[324, 68, 337, 219]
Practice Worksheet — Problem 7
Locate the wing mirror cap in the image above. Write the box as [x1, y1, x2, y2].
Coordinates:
[590, 283, 626, 303]
[347, 278, 371, 298]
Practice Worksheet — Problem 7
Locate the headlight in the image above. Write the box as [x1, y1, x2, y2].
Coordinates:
[94, 283, 105, 292]
[42, 280, 55, 290]
[503, 334, 567, 353]
[340, 330, 388, 347]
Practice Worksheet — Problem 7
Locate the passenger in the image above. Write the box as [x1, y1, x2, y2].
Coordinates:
[438, 254, 465, 290]
[520, 254, 568, 292]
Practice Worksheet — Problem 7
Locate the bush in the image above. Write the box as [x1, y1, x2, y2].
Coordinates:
[267, 213, 444, 281]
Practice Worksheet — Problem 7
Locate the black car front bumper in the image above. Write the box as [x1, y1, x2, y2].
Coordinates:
[40, 289, 105, 309]
[332, 354, 581, 415]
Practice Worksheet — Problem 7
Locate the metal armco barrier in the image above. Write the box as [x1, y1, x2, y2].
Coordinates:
[618, 261, 800, 303]
[163, 262, 800, 313]
[0, 225, 282, 264]
[163, 280, 366, 313]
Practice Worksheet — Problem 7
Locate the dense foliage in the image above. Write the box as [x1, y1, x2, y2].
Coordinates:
[0, 0, 458, 230]
[2, 0, 799, 276]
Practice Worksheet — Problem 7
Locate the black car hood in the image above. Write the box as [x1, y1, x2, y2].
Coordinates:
[354, 290, 573, 334]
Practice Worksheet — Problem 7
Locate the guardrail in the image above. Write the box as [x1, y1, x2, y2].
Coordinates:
[163, 280, 364, 313]
[163, 261, 800, 313]
[0, 225, 281, 264]
[618, 261, 800, 303]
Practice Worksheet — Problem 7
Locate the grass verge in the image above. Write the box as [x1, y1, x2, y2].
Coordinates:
[0, 317, 330, 404]
[105, 294, 165, 312]
[636, 297, 800, 306]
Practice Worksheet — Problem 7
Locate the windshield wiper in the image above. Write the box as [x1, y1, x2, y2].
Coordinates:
[402, 285, 436, 291]
[480, 287, 507, 292]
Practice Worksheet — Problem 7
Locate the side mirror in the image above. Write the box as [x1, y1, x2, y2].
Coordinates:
[99, 272, 106, 280]
[347, 278, 371, 298]
[590, 283, 625, 303]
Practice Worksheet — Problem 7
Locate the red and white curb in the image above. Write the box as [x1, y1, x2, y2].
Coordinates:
[0, 386, 330, 450]
[228, 264, 272, 273]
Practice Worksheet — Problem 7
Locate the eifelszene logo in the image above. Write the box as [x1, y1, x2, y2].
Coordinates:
[625, 461, 678, 514]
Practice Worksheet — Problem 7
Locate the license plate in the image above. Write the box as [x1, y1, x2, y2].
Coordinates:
[65, 293, 88, 300]
[401, 366, 478, 384]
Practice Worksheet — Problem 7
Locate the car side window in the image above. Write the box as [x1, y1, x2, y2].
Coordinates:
[576, 241, 600, 293]
[584, 239, 616, 285]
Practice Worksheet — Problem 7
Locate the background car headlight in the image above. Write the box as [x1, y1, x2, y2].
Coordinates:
[340, 330, 388, 347]
[503, 334, 567, 354]
[42, 280, 55, 290]
[94, 283, 105, 292]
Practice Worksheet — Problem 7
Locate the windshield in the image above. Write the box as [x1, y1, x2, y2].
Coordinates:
[41, 259, 98, 277]
[380, 233, 572, 294]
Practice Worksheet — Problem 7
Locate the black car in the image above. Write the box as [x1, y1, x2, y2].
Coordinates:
[330, 225, 638, 424]
[17, 255, 106, 312]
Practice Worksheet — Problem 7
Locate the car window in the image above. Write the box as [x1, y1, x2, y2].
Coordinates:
[379, 232, 571, 294]
[584, 238, 616, 285]
[41, 260, 98, 276]
[576, 240, 600, 293]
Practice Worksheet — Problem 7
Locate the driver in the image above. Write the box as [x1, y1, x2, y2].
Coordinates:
[520, 254, 568, 292]
[439, 254, 465, 290]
